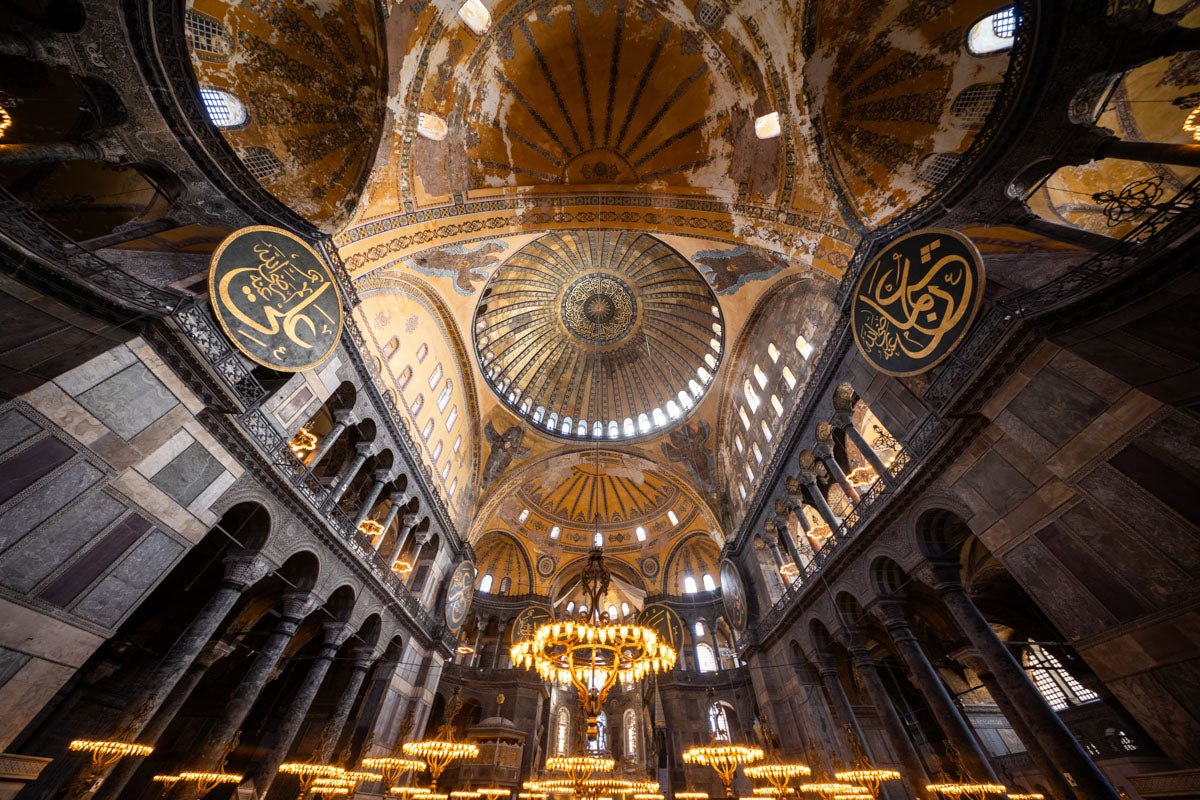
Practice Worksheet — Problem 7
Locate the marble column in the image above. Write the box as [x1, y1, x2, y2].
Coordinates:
[344, 648, 404, 766]
[307, 409, 354, 468]
[929, 563, 1121, 800]
[328, 442, 373, 504]
[835, 412, 895, 486]
[352, 471, 391, 531]
[843, 630, 932, 800]
[950, 649, 1078, 800]
[373, 493, 409, 552]
[814, 652, 871, 758]
[60, 552, 268, 798]
[0, 141, 104, 165]
[795, 660, 849, 764]
[766, 519, 803, 572]
[780, 501, 818, 563]
[816, 447, 861, 505]
[763, 537, 787, 569]
[251, 621, 348, 795]
[92, 643, 234, 800]
[492, 621, 510, 669]
[798, 472, 841, 531]
[1100, 138, 1200, 168]
[318, 646, 376, 762]
[187, 591, 315, 775]
[875, 599, 999, 783]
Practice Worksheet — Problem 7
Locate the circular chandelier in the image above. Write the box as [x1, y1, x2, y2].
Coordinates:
[363, 756, 426, 788]
[745, 763, 811, 797]
[512, 548, 676, 742]
[927, 783, 1008, 800]
[402, 690, 481, 790]
[682, 745, 764, 799]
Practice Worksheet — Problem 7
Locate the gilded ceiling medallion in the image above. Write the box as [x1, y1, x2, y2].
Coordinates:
[560, 273, 637, 344]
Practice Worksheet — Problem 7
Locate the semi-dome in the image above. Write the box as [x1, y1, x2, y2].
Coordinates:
[473, 230, 724, 441]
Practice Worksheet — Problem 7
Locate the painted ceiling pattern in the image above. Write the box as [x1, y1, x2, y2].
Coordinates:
[464, 0, 737, 188]
[473, 230, 723, 439]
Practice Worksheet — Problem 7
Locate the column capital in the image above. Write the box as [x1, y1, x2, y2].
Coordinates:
[373, 469, 391, 483]
[222, 551, 271, 588]
[332, 408, 356, 425]
[350, 644, 376, 667]
[872, 595, 911, 627]
[197, 640, 237, 669]
[355, 441, 376, 457]
[280, 590, 316, 621]
[947, 646, 989, 677]
[927, 560, 965, 593]
[388, 491, 409, 505]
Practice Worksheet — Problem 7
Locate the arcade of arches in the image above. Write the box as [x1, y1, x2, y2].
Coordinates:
[1, 2, 1200, 800]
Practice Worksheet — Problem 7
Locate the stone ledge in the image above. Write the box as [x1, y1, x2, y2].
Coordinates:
[1130, 768, 1200, 797]
[0, 753, 51, 781]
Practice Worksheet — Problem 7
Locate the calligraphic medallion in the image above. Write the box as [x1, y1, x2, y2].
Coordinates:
[444, 560, 477, 635]
[719, 559, 748, 632]
[208, 226, 343, 371]
[850, 228, 985, 377]
[510, 606, 554, 645]
[638, 604, 685, 654]
[559, 272, 638, 345]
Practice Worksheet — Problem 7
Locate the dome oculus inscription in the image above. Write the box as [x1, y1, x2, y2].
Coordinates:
[560, 273, 637, 344]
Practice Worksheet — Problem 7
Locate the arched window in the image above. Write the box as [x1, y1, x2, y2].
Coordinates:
[967, 6, 1016, 55]
[667, 400, 681, 419]
[410, 394, 424, 415]
[432, 441, 444, 462]
[697, 643, 717, 673]
[752, 442, 763, 464]
[1023, 644, 1100, 710]
[399, 365, 413, 389]
[550, 526, 561, 540]
[593, 531, 604, 547]
[499, 576, 511, 594]
[428, 363, 444, 389]
[652, 408, 667, 427]
[417, 111, 449, 140]
[638, 413, 651, 434]
[185, 11, 233, 59]
[608, 420, 620, 438]
[753, 364, 768, 389]
[702, 573, 716, 592]
[738, 407, 751, 430]
[761, 420, 773, 442]
[436, 384, 452, 412]
[555, 707, 570, 755]
[781, 366, 797, 390]
[796, 336, 813, 359]
[479, 573, 494, 593]
[416, 343, 429, 362]
[199, 87, 247, 128]
[708, 703, 730, 740]
[623, 417, 635, 437]
[458, 0, 492, 35]
[621, 602, 630, 616]
[771, 394, 784, 416]
[624, 710, 639, 758]
[445, 405, 458, 430]
[607, 604, 618, 620]
[734, 435, 744, 454]
[592, 711, 608, 752]
[743, 379, 761, 412]
[684, 575, 698, 594]
[422, 419, 434, 440]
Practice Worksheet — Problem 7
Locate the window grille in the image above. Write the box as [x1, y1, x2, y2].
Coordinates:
[916, 153, 961, 186]
[185, 11, 233, 58]
[951, 83, 1003, 125]
[241, 147, 282, 180]
[696, 0, 726, 29]
[992, 7, 1017, 38]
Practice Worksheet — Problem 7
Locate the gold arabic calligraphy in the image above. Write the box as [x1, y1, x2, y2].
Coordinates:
[218, 239, 335, 353]
[858, 237, 972, 361]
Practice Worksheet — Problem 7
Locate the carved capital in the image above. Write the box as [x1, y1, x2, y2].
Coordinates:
[355, 441, 376, 457]
[815, 420, 834, 442]
[797, 449, 816, 470]
[222, 551, 271, 588]
[332, 409, 356, 425]
[831, 382, 855, 413]
[280, 590, 316, 620]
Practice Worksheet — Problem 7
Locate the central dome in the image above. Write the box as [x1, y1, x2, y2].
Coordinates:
[474, 231, 724, 441]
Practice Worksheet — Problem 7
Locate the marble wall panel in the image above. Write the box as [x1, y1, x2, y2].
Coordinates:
[72, 530, 185, 628]
[75, 363, 178, 440]
[0, 491, 126, 593]
[1006, 365, 1109, 448]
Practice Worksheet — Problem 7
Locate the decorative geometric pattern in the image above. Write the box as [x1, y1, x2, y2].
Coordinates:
[473, 230, 724, 440]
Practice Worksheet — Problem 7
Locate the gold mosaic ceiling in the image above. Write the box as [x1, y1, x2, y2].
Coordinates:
[466, 0, 737, 187]
[473, 230, 724, 440]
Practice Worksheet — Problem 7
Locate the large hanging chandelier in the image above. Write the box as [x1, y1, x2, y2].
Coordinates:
[511, 548, 676, 743]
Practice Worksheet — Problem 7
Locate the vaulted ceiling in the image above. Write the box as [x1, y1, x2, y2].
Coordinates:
[317, 0, 1019, 588]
